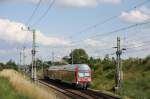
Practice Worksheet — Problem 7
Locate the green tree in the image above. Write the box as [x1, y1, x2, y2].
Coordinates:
[62, 56, 70, 64]
[36, 58, 43, 70]
[69, 48, 88, 64]
[0, 62, 4, 71]
[5, 60, 18, 70]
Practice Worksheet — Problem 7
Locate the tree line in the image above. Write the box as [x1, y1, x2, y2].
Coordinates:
[0, 48, 150, 72]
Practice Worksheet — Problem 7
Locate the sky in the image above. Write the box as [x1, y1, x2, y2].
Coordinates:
[0, 0, 150, 64]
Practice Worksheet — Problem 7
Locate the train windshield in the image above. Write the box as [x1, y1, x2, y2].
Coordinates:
[78, 64, 91, 77]
[78, 72, 90, 77]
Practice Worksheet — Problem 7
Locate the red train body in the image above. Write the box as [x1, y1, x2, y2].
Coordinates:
[44, 64, 92, 89]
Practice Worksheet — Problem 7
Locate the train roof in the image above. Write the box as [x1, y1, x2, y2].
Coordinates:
[48, 64, 90, 71]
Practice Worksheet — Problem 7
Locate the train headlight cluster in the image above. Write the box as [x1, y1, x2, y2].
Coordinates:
[78, 77, 91, 82]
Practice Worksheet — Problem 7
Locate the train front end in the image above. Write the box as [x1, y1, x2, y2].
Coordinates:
[76, 64, 92, 89]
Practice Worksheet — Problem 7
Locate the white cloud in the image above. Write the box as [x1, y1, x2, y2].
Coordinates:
[36, 31, 70, 46]
[52, 0, 121, 7]
[84, 39, 99, 46]
[0, 19, 70, 46]
[120, 10, 150, 23]
[1, 0, 121, 7]
[98, 0, 121, 4]
[84, 38, 106, 47]
[56, 0, 98, 7]
[127, 41, 144, 50]
[140, 6, 150, 14]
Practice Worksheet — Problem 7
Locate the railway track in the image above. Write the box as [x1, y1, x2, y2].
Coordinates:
[38, 79, 120, 99]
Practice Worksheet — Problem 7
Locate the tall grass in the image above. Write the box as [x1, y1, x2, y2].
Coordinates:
[0, 69, 56, 99]
[91, 66, 150, 98]
[0, 77, 30, 99]
[120, 71, 150, 99]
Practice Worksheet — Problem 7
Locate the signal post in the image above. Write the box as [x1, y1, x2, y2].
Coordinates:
[114, 37, 126, 93]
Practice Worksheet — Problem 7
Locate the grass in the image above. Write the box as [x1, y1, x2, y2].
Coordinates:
[0, 77, 30, 99]
[91, 66, 150, 99]
[121, 78, 150, 99]
[120, 70, 150, 99]
[37, 69, 44, 79]
[0, 69, 56, 99]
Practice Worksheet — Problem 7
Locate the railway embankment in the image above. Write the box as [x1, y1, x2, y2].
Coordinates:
[0, 69, 58, 99]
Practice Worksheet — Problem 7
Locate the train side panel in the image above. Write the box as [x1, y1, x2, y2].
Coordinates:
[61, 70, 76, 83]
[44, 69, 76, 83]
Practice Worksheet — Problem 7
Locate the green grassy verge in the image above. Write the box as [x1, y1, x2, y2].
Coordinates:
[91, 66, 150, 99]
[120, 71, 150, 99]
[0, 77, 30, 99]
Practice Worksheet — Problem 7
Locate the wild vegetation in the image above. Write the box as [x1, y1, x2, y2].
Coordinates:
[0, 60, 18, 71]
[0, 77, 30, 99]
[0, 69, 56, 99]
[0, 48, 150, 98]
[62, 49, 150, 98]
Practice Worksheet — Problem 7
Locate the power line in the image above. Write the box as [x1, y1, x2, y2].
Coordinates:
[32, 0, 55, 27]
[133, 0, 150, 9]
[70, 20, 150, 45]
[122, 39, 150, 54]
[67, 0, 150, 39]
[25, 0, 43, 26]
[23, 0, 42, 54]
[126, 35, 150, 44]
[68, 15, 118, 38]
[54, 20, 150, 53]
[126, 41, 150, 50]
[126, 46, 150, 54]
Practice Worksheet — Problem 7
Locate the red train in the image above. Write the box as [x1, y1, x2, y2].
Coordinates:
[43, 64, 92, 89]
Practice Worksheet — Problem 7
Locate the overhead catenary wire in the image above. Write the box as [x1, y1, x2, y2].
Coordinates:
[67, 0, 150, 39]
[26, 0, 150, 47]
[70, 20, 150, 45]
[90, 34, 150, 56]
[31, 0, 55, 27]
[27, 0, 150, 59]
[125, 46, 150, 54]
[65, 0, 150, 53]
[126, 40, 150, 50]
[127, 39, 150, 46]
[60, 0, 150, 57]
[116, 23, 150, 47]
[25, 0, 43, 26]
[57, 21, 150, 55]
[54, 20, 150, 58]
[23, 0, 42, 54]
[84, 34, 150, 57]
[65, 0, 150, 52]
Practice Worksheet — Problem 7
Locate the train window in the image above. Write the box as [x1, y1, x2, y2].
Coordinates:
[78, 73, 84, 77]
[84, 73, 90, 77]
[78, 72, 90, 77]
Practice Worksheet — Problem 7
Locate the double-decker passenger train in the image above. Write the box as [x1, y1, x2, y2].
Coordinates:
[43, 64, 92, 89]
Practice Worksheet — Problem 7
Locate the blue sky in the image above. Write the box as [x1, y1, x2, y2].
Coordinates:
[0, 0, 150, 63]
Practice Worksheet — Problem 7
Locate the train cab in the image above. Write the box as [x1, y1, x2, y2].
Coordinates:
[76, 64, 92, 89]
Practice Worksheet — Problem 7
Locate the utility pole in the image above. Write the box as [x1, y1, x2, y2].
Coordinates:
[19, 49, 22, 71]
[114, 37, 126, 92]
[16, 48, 20, 70]
[21, 27, 37, 82]
[116, 37, 121, 90]
[41, 57, 44, 75]
[52, 51, 54, 66]
[23, 46, 26, 70]
[32, 29, 36, 82]
[71, 49, 73, 64]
